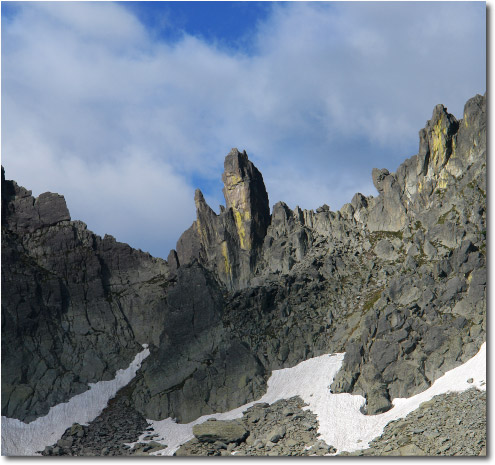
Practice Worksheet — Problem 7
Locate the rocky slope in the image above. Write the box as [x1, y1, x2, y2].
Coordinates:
[1, 93, 486, 455]
[174, 397, 336, 457]
[340, 388, 486, 456]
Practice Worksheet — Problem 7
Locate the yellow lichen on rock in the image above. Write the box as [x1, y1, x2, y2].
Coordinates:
[233, 208, 246, 249]
[437, 169, 449, 189]
[233, 208, 252, 250]
[227, 174, 243, 187]
[195, 219, 202, 238]
[195, 218, 209, 244]
[225, 182, 252, 251]
[221, 241, 231, 276]
[431, 118, 446, 169]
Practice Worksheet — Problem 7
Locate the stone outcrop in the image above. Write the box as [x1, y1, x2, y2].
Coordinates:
[1, 93, 486, 453]
[175, 148, 270, 290]
[192, 419, 248, 444]
[222, 149, 270, 252]
[130, 263, 267, 423]
[2, 169, 71, 233]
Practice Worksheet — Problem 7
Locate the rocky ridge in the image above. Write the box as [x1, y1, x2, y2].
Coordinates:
[2, 167, 171, 421]
[1, 94, 486, 455]
[176, 149, 270, 290]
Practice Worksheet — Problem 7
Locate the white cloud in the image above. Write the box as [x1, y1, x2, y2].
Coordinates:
[2, 1, 485, 257]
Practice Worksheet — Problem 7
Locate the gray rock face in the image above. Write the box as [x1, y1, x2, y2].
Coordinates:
[222, 148, 270, 252]
[2, 168, 172, 421]
[328, 95, 486, 412]
[374, 239, 399, 261]
[130, 263, 267, 423]
[1, 92, 486, 451]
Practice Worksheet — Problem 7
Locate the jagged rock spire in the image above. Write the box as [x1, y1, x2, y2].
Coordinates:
[417, 104, 459, 178]
[175, 149, 271, 290]
[222, 148, 270, 251]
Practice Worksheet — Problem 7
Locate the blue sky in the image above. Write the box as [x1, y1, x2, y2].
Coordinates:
[1, 1, 486, 259]
[121, 1, 273, 52]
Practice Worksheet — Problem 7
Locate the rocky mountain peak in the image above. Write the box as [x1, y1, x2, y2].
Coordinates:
[222, 148, 270, 251]
[175, 149, 270, 289]
[0, 93, 486, 457]
[353, 94, 485, 233]
[194, 187, 206, 207]
[417, 103, 459, 178]
[1, 166, 71, 233]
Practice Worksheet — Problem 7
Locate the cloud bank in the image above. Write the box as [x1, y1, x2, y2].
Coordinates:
[2, 1, 485, 258]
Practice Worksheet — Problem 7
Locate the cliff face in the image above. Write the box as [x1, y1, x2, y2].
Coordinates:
[1, 168, 174, 421]
[1, 94, 486, 424]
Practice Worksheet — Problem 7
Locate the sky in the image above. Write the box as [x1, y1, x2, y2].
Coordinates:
[1, 1, 486, 259]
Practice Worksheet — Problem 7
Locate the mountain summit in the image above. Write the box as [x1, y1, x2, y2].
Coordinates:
[1, 94, 486, 456]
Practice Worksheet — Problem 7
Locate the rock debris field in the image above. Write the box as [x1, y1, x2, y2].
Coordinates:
[341, 388, 486, 456]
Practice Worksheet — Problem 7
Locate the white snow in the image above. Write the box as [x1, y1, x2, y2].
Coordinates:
[1, 341, 485, 456]
[1, 346, 150, 456]
[144, 342, 485, 456]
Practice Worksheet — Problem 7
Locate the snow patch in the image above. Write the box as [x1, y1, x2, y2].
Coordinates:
[145, 342, 485, 456]
[297, 342, 486, 453]
[1, 342, 484, 456]
[1, 346, 150, 456]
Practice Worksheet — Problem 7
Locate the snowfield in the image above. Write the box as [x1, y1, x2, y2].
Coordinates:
[1, 342, 485, 456]
[143, 342, 486, 456]
[1, 345, 149, 456]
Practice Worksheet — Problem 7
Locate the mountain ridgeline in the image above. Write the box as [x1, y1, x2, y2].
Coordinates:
[1, 94, 486, 426]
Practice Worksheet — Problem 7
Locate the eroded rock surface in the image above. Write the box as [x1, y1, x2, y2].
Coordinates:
[176, 148, 270, 289]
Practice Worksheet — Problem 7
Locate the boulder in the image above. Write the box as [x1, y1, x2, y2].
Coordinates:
[193, 419, 248, 444]
[374, 239, 398, 261]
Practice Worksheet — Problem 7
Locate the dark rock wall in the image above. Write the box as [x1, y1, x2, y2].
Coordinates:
[131, 263, 267, 423]
[1, 173, 171, 421]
